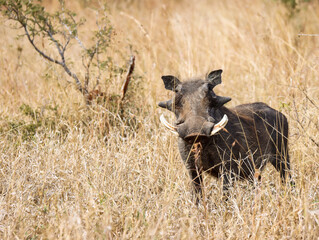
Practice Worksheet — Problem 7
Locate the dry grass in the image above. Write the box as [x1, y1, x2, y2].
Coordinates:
[1, 0, 319, 239]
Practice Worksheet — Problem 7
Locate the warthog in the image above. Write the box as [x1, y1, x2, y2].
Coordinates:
[159, 69, 293, 200]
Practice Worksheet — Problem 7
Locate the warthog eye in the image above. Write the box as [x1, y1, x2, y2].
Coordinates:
[174, 85, 182, 93]
[173, 94, 183, 107]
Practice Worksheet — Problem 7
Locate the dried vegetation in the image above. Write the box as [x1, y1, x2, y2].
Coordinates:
[0, 0, 319, 239]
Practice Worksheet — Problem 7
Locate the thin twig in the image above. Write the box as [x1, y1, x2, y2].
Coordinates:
[121, 55, 135, 101]
[292, 98, 319, 147]
[84, 49, 97, 91]
[301, 88, 319, 110]
[23, 25, 62, 65]
[93, 11, 105, 90]
[45, 22, 64, 57]
[120, 12, 151, 42]
[43, 21, 86, 95]
[61, 21, 87, 51]
[62, 35, 71, 53]
[60, 3, 87, 51]
[94, 41, 101, 90]
[298, 33, 319, 37]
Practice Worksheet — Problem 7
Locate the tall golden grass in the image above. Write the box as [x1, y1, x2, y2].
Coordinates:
[1, 0, 319, 239]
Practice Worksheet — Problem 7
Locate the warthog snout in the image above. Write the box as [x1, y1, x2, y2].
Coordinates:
[176, 116, 215, 140]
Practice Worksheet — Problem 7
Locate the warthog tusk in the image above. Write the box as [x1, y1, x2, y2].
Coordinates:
[160, 114, 228, 136]
[160, 114, 178, 135]
[210, 114, 228, 135]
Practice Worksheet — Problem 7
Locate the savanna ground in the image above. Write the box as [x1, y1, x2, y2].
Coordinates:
[1, 0, 319, 239]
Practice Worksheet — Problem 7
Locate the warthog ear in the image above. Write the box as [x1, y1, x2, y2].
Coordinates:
[158, 99, 173, 111]
[161, 75, 181, 91]
[207, 69, 223, 86]
[216, 95, 231, 107]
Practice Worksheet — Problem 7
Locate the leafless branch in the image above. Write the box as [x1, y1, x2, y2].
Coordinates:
[84, 48, 97, 91]
[121, 55, 135, 101]
[94, 41, 101, 90]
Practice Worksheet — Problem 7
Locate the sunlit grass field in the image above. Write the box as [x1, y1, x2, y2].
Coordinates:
[1, 0, 319, 239]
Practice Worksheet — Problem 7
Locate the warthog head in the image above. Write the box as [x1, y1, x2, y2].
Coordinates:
[158, 70, 231, 141]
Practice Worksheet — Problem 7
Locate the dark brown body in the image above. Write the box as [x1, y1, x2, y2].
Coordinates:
[178, 102, 291, 195]
[159, 70, 292, 201]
